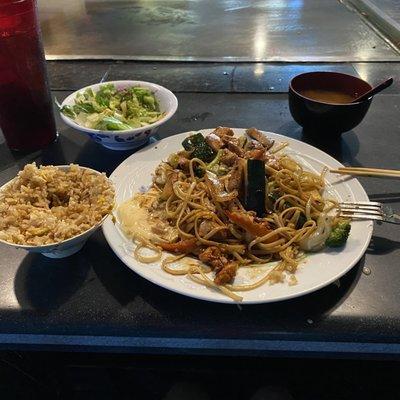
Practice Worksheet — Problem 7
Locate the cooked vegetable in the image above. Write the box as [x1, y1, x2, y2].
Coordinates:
[325, 220, 351, 247]
[60, 105, 75, 118]
[203, 150, 230, 176]
[192, 144, 216, 163]
[300, 215, 333, 252]
[296, 213, 307, 229]
[95, 116, 132, 131]
[167, 153, 180, 169]
[267, 191, 281, 206]
[60, 84, 165, 131]
[226, 211, 277, 240]
[158, 238, 197, 253]
[245, 159, 266, 217]
[182, 132, 204, 150]
[182, 133, 216, 163]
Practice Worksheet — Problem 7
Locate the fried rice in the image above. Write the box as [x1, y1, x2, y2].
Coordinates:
[0, 163, 114, 246]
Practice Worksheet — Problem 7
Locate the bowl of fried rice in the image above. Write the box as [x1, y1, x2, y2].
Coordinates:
[0, 163, 114, 258]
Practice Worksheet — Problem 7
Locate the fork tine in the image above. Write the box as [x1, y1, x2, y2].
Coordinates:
[340, 201, 382, 207]
[338, 201, 387, 222]
[340, 204, 382, 211]
[339, 212, 384, 221]
[339, 208, 383, 216]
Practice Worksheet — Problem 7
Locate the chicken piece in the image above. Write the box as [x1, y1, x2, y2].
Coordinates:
[245, 139, 264, 151]
[213, 126, 234, 138]
[246, 128, 274, 149]
[205, 171, 224, 192]
[199, 246, 238, 284]
[226, 162, 243, 192]
[220, 148, 239, 166]
[244, 147, 281, 168]
[206, 133, 224, 151]
[211, 128, 245, 157]
[198, 220, 228, 240]
[205, 172, 238, 202]
[226, 211, 276, 238]
[198, 220, 213, 237]
[264, 152, 281, 170]
[225, 140, 245, 157]
[178, 156, 190, 171]
[214, 262, 238, 285]
[159, 171, 179, 200]
[159, 238, 197, 254]
[221, 135, 241, 146]
[199, 246, 228, 272]
[153, 163, 173, 187]
[244, 149, 265, 160]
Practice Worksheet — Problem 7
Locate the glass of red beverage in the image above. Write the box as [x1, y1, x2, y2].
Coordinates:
[0, 0, 57, 151]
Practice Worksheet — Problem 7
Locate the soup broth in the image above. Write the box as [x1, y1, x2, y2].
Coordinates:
[300, 89, 355, 104]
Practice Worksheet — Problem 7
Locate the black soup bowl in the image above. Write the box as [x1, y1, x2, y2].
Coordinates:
[289, 71, 373, 136]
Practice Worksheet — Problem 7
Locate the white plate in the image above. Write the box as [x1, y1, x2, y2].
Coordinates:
[103, 129, 373, 304]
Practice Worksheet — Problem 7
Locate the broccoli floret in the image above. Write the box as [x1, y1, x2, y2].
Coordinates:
[192, 143, 215, 163]
[182, 133, 216, 163]
[325, 220, 351, 247]
[182, 132, 204, 148]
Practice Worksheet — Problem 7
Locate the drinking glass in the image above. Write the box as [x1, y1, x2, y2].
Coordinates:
[0, 0, 57, 151]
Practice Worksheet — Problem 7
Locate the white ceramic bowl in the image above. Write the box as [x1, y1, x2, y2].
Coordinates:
[0, 166, 114, 258]
[60, 80, 178, 150]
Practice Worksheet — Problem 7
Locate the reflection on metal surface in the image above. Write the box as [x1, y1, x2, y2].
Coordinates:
[354, 63, 371, 81]
[342, 0, 400, 54]
[253, 16, 268, 61]
[370, 0, 400, 25]
[38, 0, 399, 61]
[254, 63, 265, 76]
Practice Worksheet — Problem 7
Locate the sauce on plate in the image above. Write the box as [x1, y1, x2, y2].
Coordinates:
[300, 89, 356, 104]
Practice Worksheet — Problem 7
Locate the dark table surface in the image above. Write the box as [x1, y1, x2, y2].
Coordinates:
[0, 61, 399, 357]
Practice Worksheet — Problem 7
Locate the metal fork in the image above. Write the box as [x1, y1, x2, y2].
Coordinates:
[339, 201, 400, 224]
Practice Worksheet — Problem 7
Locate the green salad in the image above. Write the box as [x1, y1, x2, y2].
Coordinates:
[61, 84, 165, 131]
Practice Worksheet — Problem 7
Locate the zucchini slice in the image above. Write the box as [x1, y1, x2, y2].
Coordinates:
[245, 159, 266, 217]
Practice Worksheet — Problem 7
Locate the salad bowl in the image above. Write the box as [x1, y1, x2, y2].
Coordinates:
[59, 80, 178, 150]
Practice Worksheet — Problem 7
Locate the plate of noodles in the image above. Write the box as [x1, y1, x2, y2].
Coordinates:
[103, 127, 372, 303]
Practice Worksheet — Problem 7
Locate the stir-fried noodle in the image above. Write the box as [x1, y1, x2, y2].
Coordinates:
[118, 127, 346, 300]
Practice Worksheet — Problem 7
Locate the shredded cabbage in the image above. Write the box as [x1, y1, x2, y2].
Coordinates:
[61, 84, 165, 131]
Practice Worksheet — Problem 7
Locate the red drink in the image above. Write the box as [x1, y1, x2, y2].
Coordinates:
[0, 0, 57, 151]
